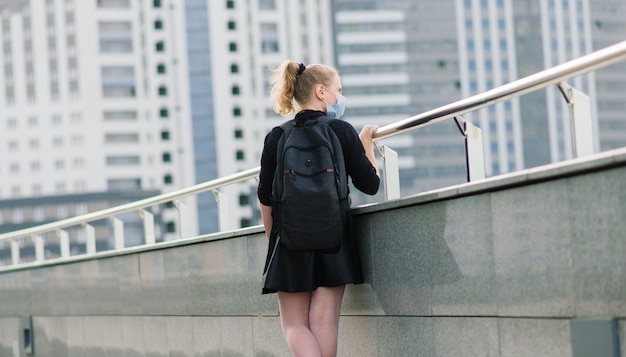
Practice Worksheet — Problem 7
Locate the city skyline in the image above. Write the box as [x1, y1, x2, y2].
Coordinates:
[0, 0, 625, 242]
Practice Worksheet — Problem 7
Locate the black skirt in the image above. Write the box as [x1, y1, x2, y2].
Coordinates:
[262, 216, 364, 294]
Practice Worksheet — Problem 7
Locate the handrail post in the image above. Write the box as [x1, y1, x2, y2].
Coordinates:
[557, 82, 595, 158]
[212, 190, 230, 232]
[111, 217, 124, 250]
[375, 143, 401, 200]
[464, 120, 486, 182]
[455, 117, 486, 181]
[174, 201, 191, 239]
[84, 223, 96, 255]
[139, 209, 155, 245]
[11, 239, 20, 265]
[35, 234, 45, 262]
[58, 229, 70, 258]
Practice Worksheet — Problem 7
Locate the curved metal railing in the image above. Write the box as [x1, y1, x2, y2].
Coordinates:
[1, 40, 625, 270]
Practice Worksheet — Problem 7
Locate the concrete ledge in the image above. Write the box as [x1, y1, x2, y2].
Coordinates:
[1, 147, 626, 356]
[354, 145, 626, 215]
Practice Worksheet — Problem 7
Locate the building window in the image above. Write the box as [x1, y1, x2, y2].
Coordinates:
[163, 174, 173, 184]
[98, 21, 132, 53]
[154, 19, 163, 30]
[50, 83, 59, 101]
[54, 159, 65, 170]
[159, 108, 169, 118]
[228, 42, 237, 52]
[12, 208, 24, 223]
[101, 66, 136, 98]
[70, 112, 82, 123]
[153, 0, 162, 8]
[227, 21, 236, 30]
[107, 178, 141, 191]
[74, 182, 86, 193]
[260, 23, 279, 53]
[162, 152, 171, 162]
[231, 85, 240, 95]
[97, 0, 130, 8]
[226, 0, 235, 9]
[71, 134, 84, 146]
[161, 131, 170, 140]
[259, 0, 276, 10]
[240, 218, 251, 228]
[157, 63, 166, 74]
[233, 107, 242, 117]
[235, 150, 245, 161]
[53, 137, 64, 147]
[155, 41, 165, 52]
[33, 206, 44, 221]
[234, 129, 243, 139]
[106, 156, 140, 165]
[158, 85, 167, 96]
[31, 161, 40, 171]
[230, 63, 239, 73]
[166, 221, 176, 233]
[238, 193, 249, 206]
[57, 205, 68, 219]
[105, 133, 139, 143]
[73, 157, 85, 168]
[75, 203, 88, 215]
[28, 116, 38, 126]
[104, 111, 137, 121]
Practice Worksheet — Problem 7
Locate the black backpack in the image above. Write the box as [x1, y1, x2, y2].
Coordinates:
[271, 116, 349, 250]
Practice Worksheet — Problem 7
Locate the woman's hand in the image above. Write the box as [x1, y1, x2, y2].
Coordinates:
[358, 124, 380, 177]
[260, 204, 273, 240]
[359, 124, 379, 147]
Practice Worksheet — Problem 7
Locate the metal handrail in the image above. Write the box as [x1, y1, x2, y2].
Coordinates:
[0, 167, 260, 242]
[374, 40, 626, 140]
[1, 41, 626, 246]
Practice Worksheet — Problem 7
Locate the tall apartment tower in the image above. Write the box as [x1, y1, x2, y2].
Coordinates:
[0, 0, 197, 243]
[191, 0, 335, 230]
[332, 0, 626, 196]
[588, 0, 626, 152]
[333, 0, 469, 196]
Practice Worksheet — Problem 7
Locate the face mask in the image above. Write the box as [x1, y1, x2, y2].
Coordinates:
[324, 89, 347, 119]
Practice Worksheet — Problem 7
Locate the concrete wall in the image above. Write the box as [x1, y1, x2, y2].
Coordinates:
[1, 148, 626, 356]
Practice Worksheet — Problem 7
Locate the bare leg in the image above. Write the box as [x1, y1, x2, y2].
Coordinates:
[278, 291, 321, 357]
[309, 286, 345, 357]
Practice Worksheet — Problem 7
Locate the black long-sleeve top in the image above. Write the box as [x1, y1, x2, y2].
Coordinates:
[258, 110, 380, 206]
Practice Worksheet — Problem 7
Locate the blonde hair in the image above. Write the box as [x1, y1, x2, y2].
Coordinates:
[269, 61, 338, 116]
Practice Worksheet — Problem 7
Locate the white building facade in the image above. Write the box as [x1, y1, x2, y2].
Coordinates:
[197, 0, 336, 229]
[0, 0, 197, 242]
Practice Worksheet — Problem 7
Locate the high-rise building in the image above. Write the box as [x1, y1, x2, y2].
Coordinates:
[589, 0, 626, 151]
[333, 0, 469, 197]
[332, 0, 626, 197]
[1, 0, 623, 241]
[184, 0, 219, 234]
[189, 0, 336, 230]
[0, 0, 197, 245]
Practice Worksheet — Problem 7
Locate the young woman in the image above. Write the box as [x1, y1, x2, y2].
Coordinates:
[257, 61, 380, 357]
